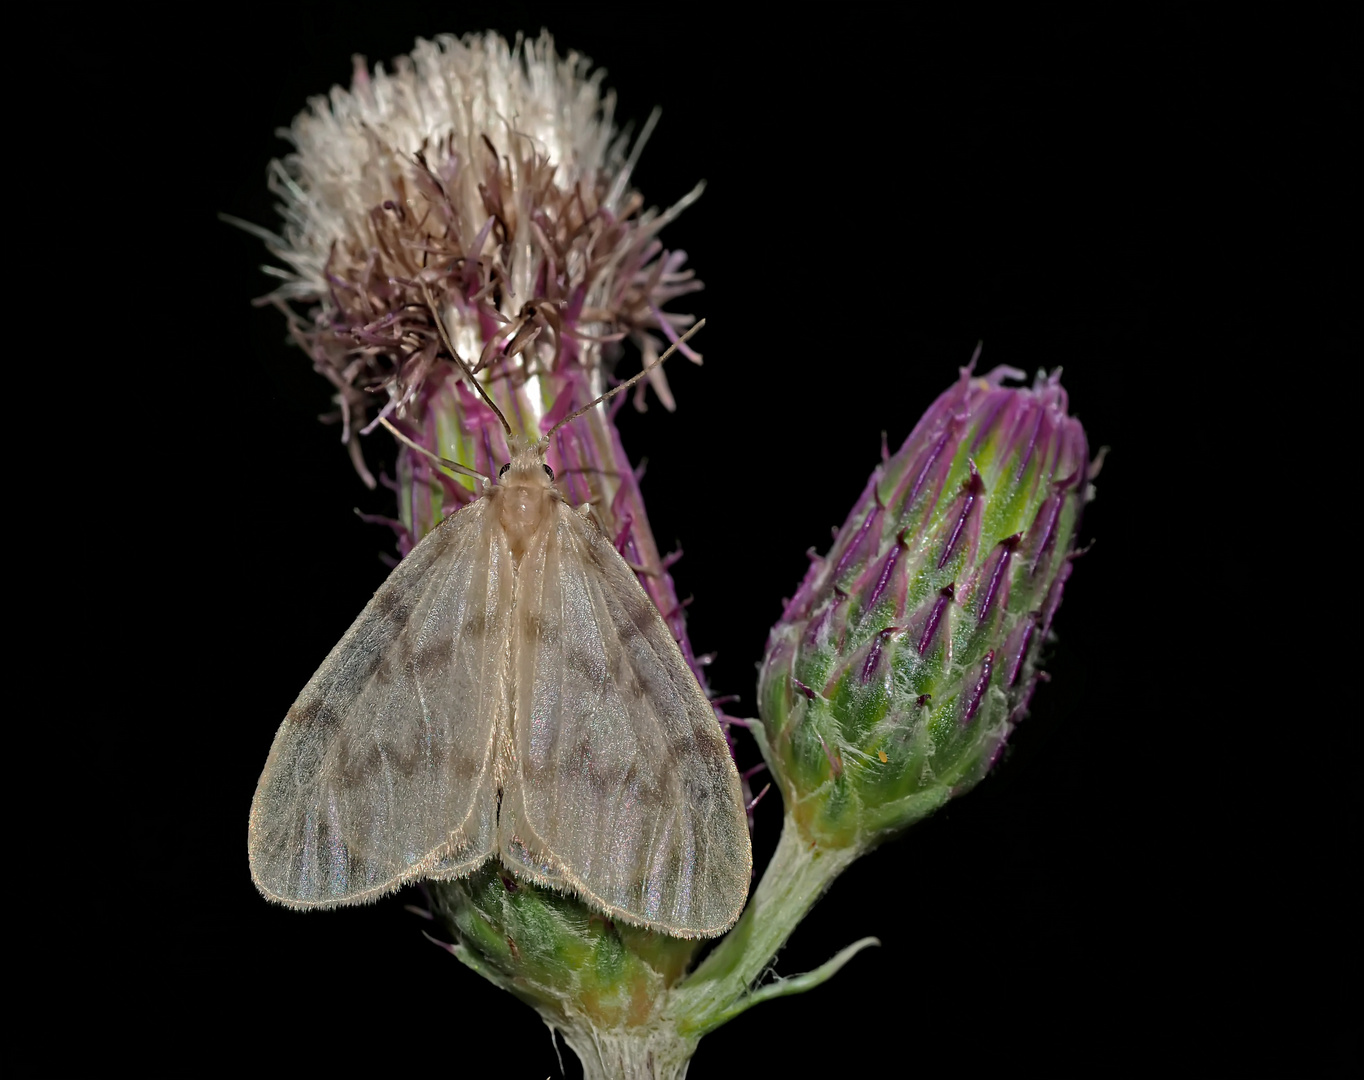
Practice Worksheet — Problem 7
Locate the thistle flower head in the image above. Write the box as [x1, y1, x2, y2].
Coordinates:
[256, 30, 703, 487]
[251, 30, 714, 694]
[758, 363, 1091, 851]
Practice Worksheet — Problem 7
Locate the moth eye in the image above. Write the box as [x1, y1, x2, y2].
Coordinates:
[498, 463, 510, 478]
[543, 464, 555, 480]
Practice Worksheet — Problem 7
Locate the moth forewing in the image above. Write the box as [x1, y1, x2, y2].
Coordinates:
[499, 500, 751, 937]
[247, 498, 508, 907]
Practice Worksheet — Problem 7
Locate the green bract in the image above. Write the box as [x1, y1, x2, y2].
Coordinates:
[428, 874, 700, 1066]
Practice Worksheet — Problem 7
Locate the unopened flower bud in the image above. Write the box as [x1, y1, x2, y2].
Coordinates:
[758, 364, 1091, 850]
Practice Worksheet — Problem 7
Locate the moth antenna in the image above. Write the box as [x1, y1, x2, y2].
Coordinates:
[422, 283, 514, 438]
[378, 416, 491, 484]
[548, 319, 706, 439]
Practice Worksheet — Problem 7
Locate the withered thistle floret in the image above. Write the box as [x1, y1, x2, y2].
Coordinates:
[247, 31, 717, 704]
[254, 31, 703, 488]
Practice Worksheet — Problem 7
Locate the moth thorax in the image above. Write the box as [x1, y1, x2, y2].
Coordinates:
[497, 472, 554, 562]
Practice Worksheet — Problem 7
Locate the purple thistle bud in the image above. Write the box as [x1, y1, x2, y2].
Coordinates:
[757, 363, 1091, 849]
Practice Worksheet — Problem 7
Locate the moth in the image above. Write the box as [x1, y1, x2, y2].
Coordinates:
[249, 318, 752, 938]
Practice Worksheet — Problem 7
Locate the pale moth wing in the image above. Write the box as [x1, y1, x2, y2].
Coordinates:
[248, 497, 510, 906]
[500, 503, 752, 936]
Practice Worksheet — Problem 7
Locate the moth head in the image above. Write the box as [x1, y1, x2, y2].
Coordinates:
[496, 438, 557, 559]
[497, 435, 556, 488]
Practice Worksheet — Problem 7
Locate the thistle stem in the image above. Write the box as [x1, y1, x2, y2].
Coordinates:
[558, 1027, 699, 1080]
[667, 817, 866, 1037]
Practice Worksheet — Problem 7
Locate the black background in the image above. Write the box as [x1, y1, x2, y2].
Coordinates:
[112, 6, 1354, 1075]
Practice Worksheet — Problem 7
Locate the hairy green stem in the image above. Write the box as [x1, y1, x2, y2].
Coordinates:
[667, 817, 872, 1037]
[558, 1027, 698, 1080]
[542, 818, 874, 1078]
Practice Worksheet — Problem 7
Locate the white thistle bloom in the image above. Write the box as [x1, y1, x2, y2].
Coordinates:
[247, 31, 703, 482]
